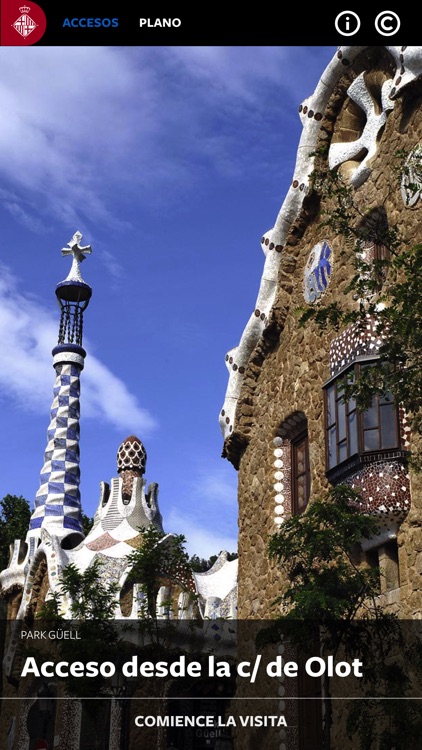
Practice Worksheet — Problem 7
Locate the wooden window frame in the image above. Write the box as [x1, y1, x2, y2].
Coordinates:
[324, 361, 401, 475]
[291, 431, 311, 515]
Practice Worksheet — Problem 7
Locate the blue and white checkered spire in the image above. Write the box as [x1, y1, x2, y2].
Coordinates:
[28, 232, 92, 544]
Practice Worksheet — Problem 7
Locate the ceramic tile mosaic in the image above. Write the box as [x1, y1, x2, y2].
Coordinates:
[347, 460, 410, 526]
[329, 317, 387, 376]
[303, 240, 333, 304]
[29, 362, 84, 537]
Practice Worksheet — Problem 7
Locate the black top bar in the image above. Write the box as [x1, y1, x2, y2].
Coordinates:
[0, 3, 414, 46]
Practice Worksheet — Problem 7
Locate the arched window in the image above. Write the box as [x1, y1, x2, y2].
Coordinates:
[291, 430, 311, 515]
[274, 412, 311, 520]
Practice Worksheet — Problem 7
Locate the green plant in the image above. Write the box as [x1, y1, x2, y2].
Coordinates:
[264, 485, 421, 749]
[126, 526, 195, 620]
[0, 495, 31, 572]
[37, 559, 122, 699]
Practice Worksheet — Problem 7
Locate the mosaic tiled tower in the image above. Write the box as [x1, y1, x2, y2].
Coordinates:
[28, 232, 92, 546]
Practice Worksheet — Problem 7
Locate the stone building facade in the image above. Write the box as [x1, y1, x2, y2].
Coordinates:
[219, 45, 422, 748]
[221, 44, 422, 620]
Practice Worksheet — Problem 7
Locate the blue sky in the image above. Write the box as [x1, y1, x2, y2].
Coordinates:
[0, 46, 336, 557]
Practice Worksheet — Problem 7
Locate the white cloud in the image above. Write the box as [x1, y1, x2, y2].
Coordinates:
[82, 358, 156, 433]
[166, 463, 238, 558]
[188, 466, 238, 509]
[167, 46, 335, 108]
[0, 46, 334, 235]
[167, 507, 238, 560]
[0, 47, 157, 227]
[0, 263, 156, 434]
[167, 46, 292, 101]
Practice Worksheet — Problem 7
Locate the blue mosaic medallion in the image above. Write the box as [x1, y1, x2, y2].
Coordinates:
[304, 240, 333, 304]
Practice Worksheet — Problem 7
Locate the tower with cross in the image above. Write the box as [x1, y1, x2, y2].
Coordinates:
[28, 232, 92, 547]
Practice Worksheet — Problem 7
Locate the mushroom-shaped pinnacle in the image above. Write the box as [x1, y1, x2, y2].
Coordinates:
[117, 435, 147, 476]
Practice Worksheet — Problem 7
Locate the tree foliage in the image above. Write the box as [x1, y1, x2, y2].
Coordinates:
[81, 513, 94, 536]
[267, 485, 380, 623]
[126, 526, 194, 618]
[265, 485, 422, 749]
[51, 559, 120, 621]
[37, 559, 122, 700]
[0, 494, 31, 571]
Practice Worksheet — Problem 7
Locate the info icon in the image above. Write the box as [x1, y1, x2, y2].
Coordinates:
[335, 10, 361, 36]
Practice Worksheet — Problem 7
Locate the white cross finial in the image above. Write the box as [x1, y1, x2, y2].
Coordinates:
[61, 231, 92, 282]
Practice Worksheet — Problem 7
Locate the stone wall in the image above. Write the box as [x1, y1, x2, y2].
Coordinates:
[230, 47, 422, 621]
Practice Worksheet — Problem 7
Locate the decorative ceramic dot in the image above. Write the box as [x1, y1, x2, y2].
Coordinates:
[304, 240, 333, 303]
[274, 448, 283, 457]
[273, 437, 283, 447]
[274, 460, 284, 469]
[274, 483, 284, 492]
[274, 471, 284, 481]
[275, 505, 284, 514]
[275, 494, 284, 503]
[274, 517, 284, 525]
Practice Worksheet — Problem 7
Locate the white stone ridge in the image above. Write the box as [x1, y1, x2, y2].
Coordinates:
[0, 563, 25, 595]
[0, 539, 27, 594]
[219, 46, 422, 441]
[64, 543, 97, 571]
[194, 554, 238, 602]
[328, 73, 394, 187]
